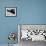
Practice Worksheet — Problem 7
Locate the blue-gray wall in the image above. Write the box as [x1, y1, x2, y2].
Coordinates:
[0, 0, 46, 44]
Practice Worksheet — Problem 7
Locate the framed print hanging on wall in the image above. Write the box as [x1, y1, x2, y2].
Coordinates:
[5, 7, 16, 16]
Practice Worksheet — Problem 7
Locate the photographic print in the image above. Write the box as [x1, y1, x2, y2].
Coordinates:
[6, 7, 16, 16]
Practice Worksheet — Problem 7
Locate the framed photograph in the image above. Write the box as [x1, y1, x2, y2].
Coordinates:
[6, 7, 16, 16]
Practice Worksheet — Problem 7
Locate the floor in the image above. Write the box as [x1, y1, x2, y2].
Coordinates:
[0, 41, 46, 46]
[19, 39, 46, 46]
[0, 44, 18, 46]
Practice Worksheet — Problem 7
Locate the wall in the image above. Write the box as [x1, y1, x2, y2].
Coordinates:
[0, 0, 46, 44]
[20, 0, 46, 24]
